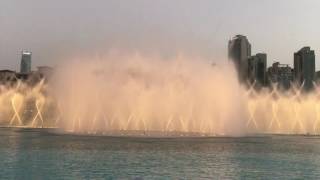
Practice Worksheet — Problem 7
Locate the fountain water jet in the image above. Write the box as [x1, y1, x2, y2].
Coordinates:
[0, 53, 320, 136]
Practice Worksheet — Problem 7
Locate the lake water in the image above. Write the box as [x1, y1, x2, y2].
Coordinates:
[1, 128, 320, 179]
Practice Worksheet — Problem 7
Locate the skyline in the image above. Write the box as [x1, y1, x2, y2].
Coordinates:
[1, 0, 320, 71]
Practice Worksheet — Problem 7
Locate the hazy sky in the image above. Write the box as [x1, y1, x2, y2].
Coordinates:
[1, 0, 320, 71]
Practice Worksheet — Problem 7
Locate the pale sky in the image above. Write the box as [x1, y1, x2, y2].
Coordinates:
[1, 0, 320, 71]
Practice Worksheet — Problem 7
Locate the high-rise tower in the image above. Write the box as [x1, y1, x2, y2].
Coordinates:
[294, 47, 315, 90]
[248, 53, 267, 87]
[20, 51, 32, 74]
[228, 35, 251, 83]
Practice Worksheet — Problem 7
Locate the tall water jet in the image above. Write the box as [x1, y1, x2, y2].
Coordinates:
[53, 53, 248, 136]
[1, 53, 320, 136]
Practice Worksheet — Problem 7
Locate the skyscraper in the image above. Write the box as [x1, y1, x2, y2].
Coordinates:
[248, 53, 267, 87]
[228, 35, 251, 83]
[20, 51, 32, 74]
[294, 47, 315, 90]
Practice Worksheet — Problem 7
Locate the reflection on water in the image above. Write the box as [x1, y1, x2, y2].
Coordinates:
[1, 128, 320, 179]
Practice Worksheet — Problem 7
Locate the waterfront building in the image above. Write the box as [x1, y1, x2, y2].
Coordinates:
[248, 53, 267, 87]
[20, 51, 32, 74]
[267, 62, 293, 90]
[294, 47, 315, 90]
[228, 35, 251, 82]
[0, 70, 17, 86]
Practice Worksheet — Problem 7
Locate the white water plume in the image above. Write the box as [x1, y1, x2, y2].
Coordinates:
[0, 81, 56, 127]
[53, 53, 247, 136]
[2, 53, 320, 136]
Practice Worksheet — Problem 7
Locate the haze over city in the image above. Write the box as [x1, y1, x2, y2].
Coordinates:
[1, 0, 320, 70]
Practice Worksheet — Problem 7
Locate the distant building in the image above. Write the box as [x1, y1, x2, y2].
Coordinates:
[15, 73, 30, 82]
[248, 53, 267, 87]
[268, 62, 293, 90]
[0, 70, 17, 86]
[20, 51, 32, 74]
[0, 66, 53, 87]
[228, 35, 251, 82]
[16, 71, 41, 86]
[294, 47, 315, 91]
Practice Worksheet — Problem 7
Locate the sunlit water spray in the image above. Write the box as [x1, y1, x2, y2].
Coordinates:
[0, 80, 53, 128]
[1, 53, 320, 136]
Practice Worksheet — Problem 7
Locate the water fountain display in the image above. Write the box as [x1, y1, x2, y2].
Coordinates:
[1, 54, 320, 136]
[0, 80, 56, 128]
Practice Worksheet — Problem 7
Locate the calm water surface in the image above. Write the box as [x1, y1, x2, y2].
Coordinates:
[1, 128, 320, 179]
